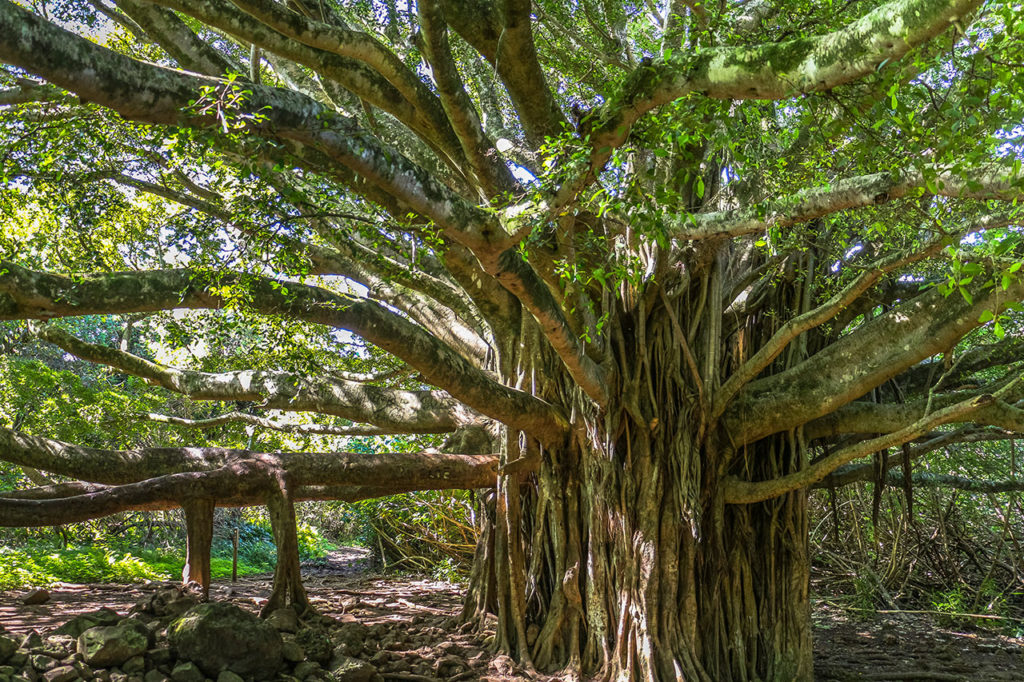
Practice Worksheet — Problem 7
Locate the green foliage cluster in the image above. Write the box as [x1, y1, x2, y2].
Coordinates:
[0, 513, 334, 589]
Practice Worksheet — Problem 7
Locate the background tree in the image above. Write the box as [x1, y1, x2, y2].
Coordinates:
[1, 0, 1024, 680]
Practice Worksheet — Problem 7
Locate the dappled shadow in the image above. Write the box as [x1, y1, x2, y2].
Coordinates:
[2, 550, 1022, 680]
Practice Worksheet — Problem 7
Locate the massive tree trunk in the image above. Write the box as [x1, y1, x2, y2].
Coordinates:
[497, 435, 811, 681]
[469, 268, 815, 681]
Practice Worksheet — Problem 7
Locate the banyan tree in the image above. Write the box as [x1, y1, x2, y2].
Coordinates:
[1, 0, 1024, 679]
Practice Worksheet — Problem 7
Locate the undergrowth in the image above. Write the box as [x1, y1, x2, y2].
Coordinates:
[0, 519, 334, 589]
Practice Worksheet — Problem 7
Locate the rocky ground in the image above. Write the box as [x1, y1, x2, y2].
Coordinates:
[0, 548, 1021, 681]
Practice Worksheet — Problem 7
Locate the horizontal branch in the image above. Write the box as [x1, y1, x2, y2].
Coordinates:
[815, 426, 1019, 488]
[143, 412, 398, 437]
[724, 393, 997, 504]
[0, 261, 566, 440]
[677, 167, 1024, 241]
[881, 470, 1024, 494]
[0, 421, 498, 489]
[727, 267, 1024, 444]
[37, 325, 471, 434]
[0, 448, 499, 526]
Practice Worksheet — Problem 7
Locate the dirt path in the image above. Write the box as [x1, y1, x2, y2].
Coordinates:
[2, 549, 1022, 681]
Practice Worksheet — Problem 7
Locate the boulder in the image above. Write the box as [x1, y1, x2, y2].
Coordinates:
[168, 663, 202, 682]
[331, 624, 367, 659]
[294, 630, 331, 666]
[215, 672, 243, 682]
[167, 603, 282, 680]
[264, 608, 298, 634]
[120, 657, 145, 675]
[326, 656, 378, 682]
[21, 590, 50, 606]
[53, 610, 122, 639]
[77, 621, 150, 668]
[40, 667, 76, 682]
[0, 635, 18, 664]
[132, 590, 196, 621]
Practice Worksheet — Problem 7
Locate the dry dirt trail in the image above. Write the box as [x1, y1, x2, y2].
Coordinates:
[2, 549, 1023, 681]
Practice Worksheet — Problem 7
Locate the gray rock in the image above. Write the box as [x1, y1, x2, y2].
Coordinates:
[280, 642, 303, 665]
[169, 663, 203, 682]
[214, 672, 242, 682]
[30, 656, 57, 673]
[41, 667, 76, 682]
[290, 662, 319, 681]
[54, 611, 123, 640]
[263, 609, 298, 634]
[21, 590, 50, 606]
[109, 673, 127, 682]
[326, 656, 377, 682]
[93, 672, 110, 682]
[0, 637, 17, 664]
[146, 648, 173, 667]
[77, 621, 150, 668]
[7, 653, 27, 669]
[121, 657, 146, 675]
[142, 672, 168, 682]
[167, 604, 282, 681]
[330, 625, 367, 659]
[293, 631, 330, 667]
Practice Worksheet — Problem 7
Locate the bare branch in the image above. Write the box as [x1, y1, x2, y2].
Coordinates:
[142, 411, 400, 437]
[724, 392, 997, 504]
[726, 271, 1024, 444]
[677, 167, 1024, 241]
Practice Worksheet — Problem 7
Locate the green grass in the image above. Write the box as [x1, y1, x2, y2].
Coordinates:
[1, 543, 278, 589]
[0, 519, 335, 589]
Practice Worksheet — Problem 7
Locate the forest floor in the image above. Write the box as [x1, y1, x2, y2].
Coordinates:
[2, 547, 1023, 681]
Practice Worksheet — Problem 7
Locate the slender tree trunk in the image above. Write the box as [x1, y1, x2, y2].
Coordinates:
[181, 498, 214, 599]
[262, 488, 311, 616]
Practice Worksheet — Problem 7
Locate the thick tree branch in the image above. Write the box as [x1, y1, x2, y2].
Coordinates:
[815, 426, 1019, 488]
[417, 0, 517, 198]
[142, 411, 398, 436]
[713, 239, 944, 418]
[113, 0, 241, 77]
[677, 167, 1024, 241]
[0, 449, 499, 526]
[146, 0, 464, 164]
[726, 272, 1024, 444]
[439, 0, 567, 145]
[724, 392, 997, 504]
[0, 262, 567, 440]
[37, 323, 473, 434]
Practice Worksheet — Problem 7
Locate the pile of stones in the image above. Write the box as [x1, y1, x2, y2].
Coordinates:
[0, 582, 506, 682]
[0, 590, 381, 682]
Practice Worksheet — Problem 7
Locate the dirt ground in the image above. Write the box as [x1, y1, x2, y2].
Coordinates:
[2, 548, 1022, 681]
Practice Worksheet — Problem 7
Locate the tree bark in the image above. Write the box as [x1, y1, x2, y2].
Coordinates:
[181, 498, 215, 599]
[262, 486, 311, 616]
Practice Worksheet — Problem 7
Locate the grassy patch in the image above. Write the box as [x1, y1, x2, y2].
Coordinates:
[1, 543, 276, 588]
